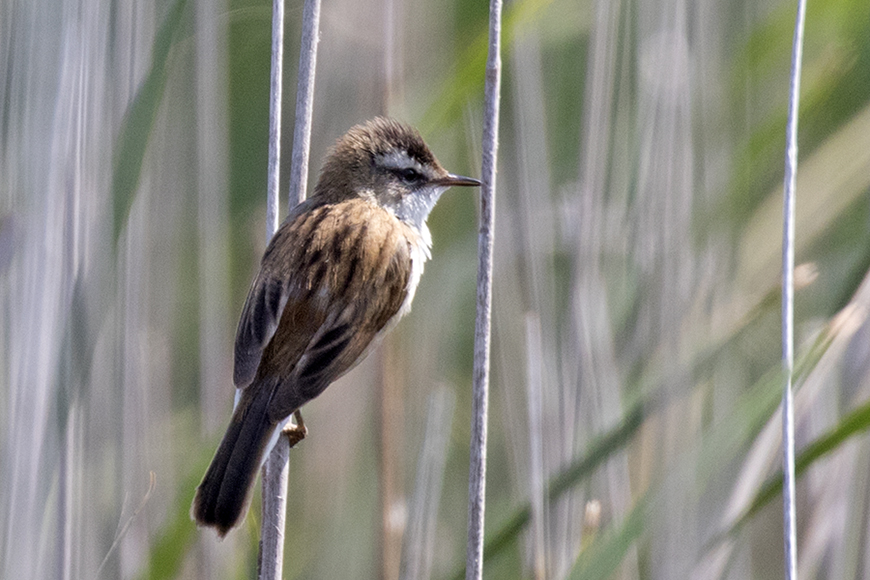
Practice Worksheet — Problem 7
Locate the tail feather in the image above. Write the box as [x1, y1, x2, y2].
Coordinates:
[192, 381, 280, 536]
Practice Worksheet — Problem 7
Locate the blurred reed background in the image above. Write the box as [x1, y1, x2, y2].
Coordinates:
[2, 0, 870, 578]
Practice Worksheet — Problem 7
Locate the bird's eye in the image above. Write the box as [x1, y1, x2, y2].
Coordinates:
[397, 167, 422, 183]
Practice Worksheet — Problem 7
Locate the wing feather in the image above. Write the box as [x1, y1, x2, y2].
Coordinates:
[233, 198, 327, 388]
[233, 273, 288, 387]
[233, 197, 418, 420]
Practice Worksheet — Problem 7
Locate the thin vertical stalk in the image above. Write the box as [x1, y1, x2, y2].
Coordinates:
[265, 0, 283, 239]
[781, 1, 807, 579]
[259, 0, 321, 578]
[287, 0, 322, 208]
[466, 0, 502, 578]
[525, 313, 547, 580]
[258, 436, 290, 580]
[257, 0, 286, 578]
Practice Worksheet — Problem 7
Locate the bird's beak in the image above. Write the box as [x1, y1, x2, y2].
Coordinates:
[433, 173, 482, 187]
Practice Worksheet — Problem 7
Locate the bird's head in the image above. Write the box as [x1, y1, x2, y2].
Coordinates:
[314, 117, 480, 230]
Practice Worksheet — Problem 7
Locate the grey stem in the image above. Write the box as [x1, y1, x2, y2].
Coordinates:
[465, 1, 503, 579]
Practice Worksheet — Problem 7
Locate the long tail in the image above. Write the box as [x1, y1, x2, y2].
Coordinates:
[192, 380, 280, 536]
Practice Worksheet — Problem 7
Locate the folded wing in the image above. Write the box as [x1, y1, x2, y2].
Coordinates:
[232, 198, 416, 419]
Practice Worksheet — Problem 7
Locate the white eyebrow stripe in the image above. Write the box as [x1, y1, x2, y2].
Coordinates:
[376, 150, 425, 173]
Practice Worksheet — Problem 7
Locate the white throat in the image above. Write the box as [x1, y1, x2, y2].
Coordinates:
[392, 184, 447, 252]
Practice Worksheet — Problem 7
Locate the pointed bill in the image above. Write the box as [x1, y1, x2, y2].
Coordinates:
[433, 173, 482, 187]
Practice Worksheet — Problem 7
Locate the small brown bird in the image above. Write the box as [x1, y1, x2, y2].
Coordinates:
[192, 117, 480, 536]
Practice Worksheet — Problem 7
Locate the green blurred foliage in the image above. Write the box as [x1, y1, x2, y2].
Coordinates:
[8, 0, 870, 576]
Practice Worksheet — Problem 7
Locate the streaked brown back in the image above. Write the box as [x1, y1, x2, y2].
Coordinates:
[233, 197, 416, 421]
